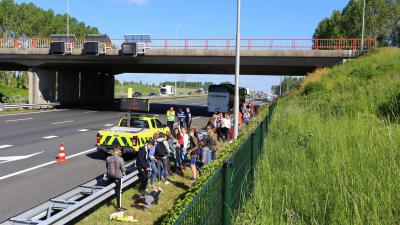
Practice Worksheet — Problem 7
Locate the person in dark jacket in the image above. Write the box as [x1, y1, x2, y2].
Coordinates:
[136, 140, 154, 195]
[188, 128, 199, 183]
[185, 107, 192, 130]
[106, 146, 126, 211]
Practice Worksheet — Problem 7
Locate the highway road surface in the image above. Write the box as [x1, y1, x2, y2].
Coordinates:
[0, 98, 208, 222]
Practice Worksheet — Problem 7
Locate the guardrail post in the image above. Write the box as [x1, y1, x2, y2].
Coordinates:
[223, 161, 233, 225]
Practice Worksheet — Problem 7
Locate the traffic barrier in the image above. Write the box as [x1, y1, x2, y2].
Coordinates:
[56, 142, 68, 163]
[0, 103, 59, 111]
[1, 162, 139, 225]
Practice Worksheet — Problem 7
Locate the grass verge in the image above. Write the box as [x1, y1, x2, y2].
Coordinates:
[0, 84, 28, 98]
[234, 48, 400, 224]
[0, 109, 35, 115]
[77, 170, 193, 225]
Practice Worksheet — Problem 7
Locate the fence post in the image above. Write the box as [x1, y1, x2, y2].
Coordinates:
[260, 121, 265, 147]
[251, 132, 257, 166]
[223, 161, 233, 225]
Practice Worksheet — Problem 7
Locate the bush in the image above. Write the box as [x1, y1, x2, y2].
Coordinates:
[303, 81, 324, 95]
[349, 67, 373, 80]
[378, 90, 400, 123]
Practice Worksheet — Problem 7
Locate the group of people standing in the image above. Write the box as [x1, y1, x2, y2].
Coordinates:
[135, 126, 217, 193]
[166, 106, 192, 132]
[207, 101, 257, 142]
[105, 102, 257, 212]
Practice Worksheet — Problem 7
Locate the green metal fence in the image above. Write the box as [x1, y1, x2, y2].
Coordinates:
[174, 103, 276, 225]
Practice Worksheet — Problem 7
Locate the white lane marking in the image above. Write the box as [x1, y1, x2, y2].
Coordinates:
[0, 148, 96, 181]
[0, 109, 68, 117]
[42, 135, 58, 139]
[0, 145, 14, 149]
[0, 151, 44, 165]
[77, 129, 90, 132]
[51, 120, 74, 125]
[84, 111, 98, 114]
[104, 124, 114, 127]
[6, 118, 33, 123]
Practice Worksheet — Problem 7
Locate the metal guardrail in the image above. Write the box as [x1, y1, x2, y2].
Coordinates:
[1, 162, 139, 225]
[0, 103, 59, 111]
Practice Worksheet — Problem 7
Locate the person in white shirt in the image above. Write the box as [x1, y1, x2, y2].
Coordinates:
[221, 113, 231, 142]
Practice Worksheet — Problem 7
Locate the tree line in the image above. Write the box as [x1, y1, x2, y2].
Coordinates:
[0, 0, 99, 38]
[161, 81, 214, 90]
[0, 0, 100, 100]
[271, 77, 303, 96]
[313, 0, 400, 46]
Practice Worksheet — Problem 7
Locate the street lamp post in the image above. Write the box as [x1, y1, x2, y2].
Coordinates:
[361, 0, 366, 50]
[67, 0, 70, 37]
[175, 25, 182, 95]
[233, 0, 241, 140]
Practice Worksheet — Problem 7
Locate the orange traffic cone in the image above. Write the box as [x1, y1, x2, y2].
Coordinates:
[56, 141, 68, 163]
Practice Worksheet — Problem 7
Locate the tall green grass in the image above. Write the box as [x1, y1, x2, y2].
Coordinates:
[0, 84, 28, 98]
[235, 48, 400, 225]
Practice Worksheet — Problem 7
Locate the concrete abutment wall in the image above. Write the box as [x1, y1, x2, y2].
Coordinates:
[28, 69, 114, 106]
[28, 69, 56, 104]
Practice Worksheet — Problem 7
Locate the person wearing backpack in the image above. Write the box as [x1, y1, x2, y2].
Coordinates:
[106, 146, 127, 211]
[136, 140, 154, 195]
[155, 133, 170, 184]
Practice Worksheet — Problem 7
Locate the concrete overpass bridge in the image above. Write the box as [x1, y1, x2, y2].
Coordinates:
[0, 38, 376, 105]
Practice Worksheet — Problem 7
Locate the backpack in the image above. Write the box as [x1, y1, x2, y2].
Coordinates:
[155, 141, 167, 158]
[106, 155, 121, 179]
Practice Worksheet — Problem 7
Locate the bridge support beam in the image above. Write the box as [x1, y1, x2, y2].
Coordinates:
[80, 72, 114, 106]
[28, 69, 56, 104]
[57, 71, 80, 106]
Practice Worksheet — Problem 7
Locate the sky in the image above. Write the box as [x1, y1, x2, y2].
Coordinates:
[16, 0, 351, 93]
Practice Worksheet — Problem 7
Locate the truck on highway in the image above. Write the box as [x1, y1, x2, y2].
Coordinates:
[96, 114, 170, 154]
[160, 85, 175, 96]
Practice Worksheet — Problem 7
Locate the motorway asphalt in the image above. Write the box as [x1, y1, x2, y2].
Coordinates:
[0, 98, 208, 222]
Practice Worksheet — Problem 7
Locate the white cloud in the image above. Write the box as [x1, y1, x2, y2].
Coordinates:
[112, 0, 149, 6]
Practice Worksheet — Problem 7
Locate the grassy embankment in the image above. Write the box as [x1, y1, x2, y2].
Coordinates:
[235, 48, 400, 224]
[0, 84, 28, 99]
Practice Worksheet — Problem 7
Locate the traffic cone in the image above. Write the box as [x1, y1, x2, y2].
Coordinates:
[56, 141, 68, 163]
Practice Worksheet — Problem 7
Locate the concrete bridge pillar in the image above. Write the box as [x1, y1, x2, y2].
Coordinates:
[28, 69, 56, 104]
[57, 71, 80, 106]
[80, 72, 114, 106]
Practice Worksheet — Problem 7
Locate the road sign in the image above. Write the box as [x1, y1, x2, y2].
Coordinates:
[120, 98, 150, 111]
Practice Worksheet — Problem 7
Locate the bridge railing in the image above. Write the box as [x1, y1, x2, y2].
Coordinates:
[0, 38, 376, 51]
